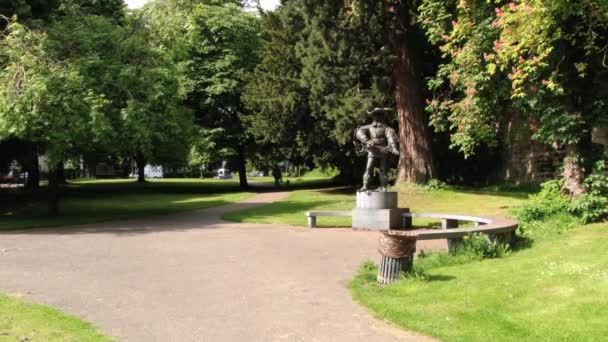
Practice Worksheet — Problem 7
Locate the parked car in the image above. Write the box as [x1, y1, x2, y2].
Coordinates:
[248, 171, 264, 177]
[0, 171, 24, 184]
[129, 165, 164, 179]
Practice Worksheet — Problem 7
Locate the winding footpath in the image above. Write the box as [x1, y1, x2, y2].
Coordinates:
[0, 192, 435, 342]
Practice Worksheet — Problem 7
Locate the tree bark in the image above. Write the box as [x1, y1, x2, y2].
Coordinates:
[236, 147, 248, 189]
[562, 145, 585, 197]
[389, 0, 435, 184]
[56, 162, 67, 184]
[47, 168, 60, 216]
[136, 153, 146, 183]
[84, 153, 97, 178]
[25, 148, 40, 190]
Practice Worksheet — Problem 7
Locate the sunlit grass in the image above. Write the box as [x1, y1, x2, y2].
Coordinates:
[349, 223, 608, 341]
[0, 294, 112, 341]
[224, 185, 528, 227]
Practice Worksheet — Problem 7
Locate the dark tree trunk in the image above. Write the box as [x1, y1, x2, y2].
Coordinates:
[120, 159, 131, 178]
[388, 0, 435, 184]
[136, 153, 146, 183]
[25, 149, 40, 190]
[84, 153, 97, 178]
[47, 168, 60, 216]
[236, 147, 248, 189]
[56, 162, 67, 184]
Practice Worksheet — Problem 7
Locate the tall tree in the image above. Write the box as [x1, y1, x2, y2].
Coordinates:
[142, 0, 260, 188]
[246, 0, 436, 184]
[0, 7, 192, 212]
[386, 0, 436, 182]
[242, 3, 313, 170]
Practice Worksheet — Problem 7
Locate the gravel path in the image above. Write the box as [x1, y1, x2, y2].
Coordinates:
[0, 192, 435, 342]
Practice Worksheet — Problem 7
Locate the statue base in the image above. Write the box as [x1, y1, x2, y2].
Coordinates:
[352, 191, 408, 231]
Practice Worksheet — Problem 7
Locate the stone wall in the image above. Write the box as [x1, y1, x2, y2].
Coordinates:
[495, 112, 563, 184]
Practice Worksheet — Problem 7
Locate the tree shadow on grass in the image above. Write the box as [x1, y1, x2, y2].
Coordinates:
[0, 200, 241, 236]
[424, 274, 456, 282]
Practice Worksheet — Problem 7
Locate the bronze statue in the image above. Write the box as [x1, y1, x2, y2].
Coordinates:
[354, 108, 399, 191]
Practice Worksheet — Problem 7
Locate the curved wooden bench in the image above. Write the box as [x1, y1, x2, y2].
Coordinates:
[397, 212, 518, 251]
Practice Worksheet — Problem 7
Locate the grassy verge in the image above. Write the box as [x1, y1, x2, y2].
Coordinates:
[223, 185, 528, 227]
[224, 188, 355, 227]
[0, 294, 112, 341]
[349, 224, 608, 341]
[0, 179, 255, 230]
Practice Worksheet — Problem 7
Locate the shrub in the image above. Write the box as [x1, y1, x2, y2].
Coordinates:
[454, 233, 510, 258]
[569, 161, 608, 224]
[412, 233, 509, 276]
[424, 179, 448, 190]
[512, 180, 570, 222]
[511, 180, 576, 238]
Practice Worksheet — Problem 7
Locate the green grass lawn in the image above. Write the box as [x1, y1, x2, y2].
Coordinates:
[0, 178, 255, 230]
[0, 175, 337, 230]
[349, 223, 608, 341]
[0, 294, 112, 341]
[223, 185, 528, 227]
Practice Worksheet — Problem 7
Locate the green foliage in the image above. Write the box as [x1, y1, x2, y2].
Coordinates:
[0, 6, 193, 171]
[243, 0, 402, 176]
[142, 0, 260, 185]
[302, 167, 339, 178]
[242, 6, 311, 164]
[511, 180, 576, 237]
[455, 233, 510, 258]
[569, 161, 608, 223]
[413, 233, 510, 277]
[513, 163, 608, 233]
[187, 127, 234, 168]
[0, 20, 111, 164]
[512, 180, 570, 222]
[424, 178, 448, 190]
[420, 0, 608, 157]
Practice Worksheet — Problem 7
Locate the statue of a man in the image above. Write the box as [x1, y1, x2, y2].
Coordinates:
[355, 108, 400, 191]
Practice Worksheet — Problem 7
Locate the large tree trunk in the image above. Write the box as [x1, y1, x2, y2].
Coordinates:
[56, 162, 67, 184]
[84, 153, 97, 178]
[562, 145, 585, 197]
[389, 0, 435, 184]
[136, 153, 146, 183]
[25, 148, 40, 190]
[47, 168, 60, 216]
[236, 147, 248, 189]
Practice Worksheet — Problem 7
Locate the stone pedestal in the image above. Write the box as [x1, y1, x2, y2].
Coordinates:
[352, 191, 408, 231]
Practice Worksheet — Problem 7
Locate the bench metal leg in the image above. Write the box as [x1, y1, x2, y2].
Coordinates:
[307, 216, 316, 228]
[447, 238, 462, 253]
[442, 218, 459, 230]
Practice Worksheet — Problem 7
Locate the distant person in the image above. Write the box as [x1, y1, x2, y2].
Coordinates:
[272, 166, 282, 187]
